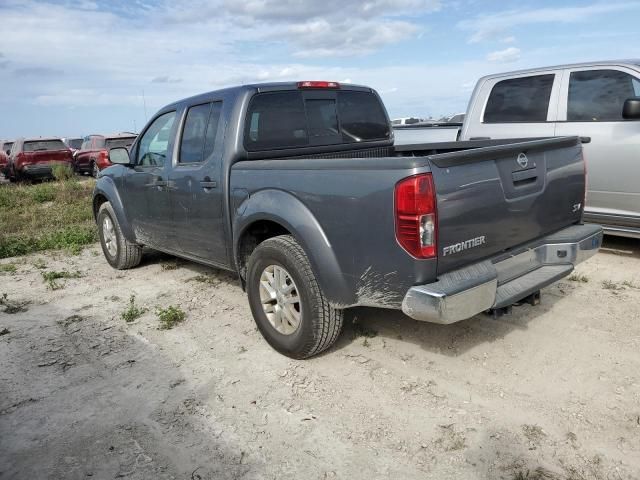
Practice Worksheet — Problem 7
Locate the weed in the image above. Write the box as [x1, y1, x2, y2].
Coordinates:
[161, 260, 181, 271]
[41, 270, 84, 290]
[351, 317, 378, 339]
[522, 424, 546, 443]
[189, 274, 219, 285]
[0, 263, 17, 274]
[29, 184, 56, 203]
[568, 273, 588, 283]
[157, 305, 186, 330]
[622, 280, 638, 289]
[51, 164, 74, 181]
[0, 293, 29, 314]
[121, 295, 148, 323]
[602, 280, 624, 292]
[32, 258, 47, 269]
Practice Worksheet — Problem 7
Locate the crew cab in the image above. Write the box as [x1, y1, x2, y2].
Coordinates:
[395, 60, 640, 239]
[75, 133, 137, 177]
[7, 138, 73, 181]
[94, 81, 602, 358]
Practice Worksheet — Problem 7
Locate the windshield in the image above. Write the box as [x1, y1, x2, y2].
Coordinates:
[2, 142, 13, 152]
[23, 140, 67, 152]
[105, 137, 136, 150]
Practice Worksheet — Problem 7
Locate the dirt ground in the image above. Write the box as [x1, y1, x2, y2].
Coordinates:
[1, 236, 639, 479]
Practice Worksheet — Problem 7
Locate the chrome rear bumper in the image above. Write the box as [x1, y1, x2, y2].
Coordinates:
[401, 224, 603, 324]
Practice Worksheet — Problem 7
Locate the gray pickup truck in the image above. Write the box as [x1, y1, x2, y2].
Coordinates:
[94, 81, 603, 358]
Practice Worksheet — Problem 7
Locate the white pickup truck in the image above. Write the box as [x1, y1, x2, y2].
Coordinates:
[395, 60, 640, 238]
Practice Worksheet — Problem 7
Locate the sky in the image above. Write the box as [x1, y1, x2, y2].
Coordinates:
[1, 0, 639, 138]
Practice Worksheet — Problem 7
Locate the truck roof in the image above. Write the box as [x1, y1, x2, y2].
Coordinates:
[480, 59, 640, 81]
[161, 81, 373, 111]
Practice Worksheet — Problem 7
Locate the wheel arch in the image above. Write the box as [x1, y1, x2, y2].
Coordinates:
[93, 177, 136, 243]
[233, 190, 356, 307]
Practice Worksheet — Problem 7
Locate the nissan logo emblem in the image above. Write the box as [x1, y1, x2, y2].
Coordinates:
[516, 152, 529, 169]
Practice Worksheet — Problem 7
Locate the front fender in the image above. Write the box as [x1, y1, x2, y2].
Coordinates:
[93, 175, 136, 243]
[233, 189, 356, 307]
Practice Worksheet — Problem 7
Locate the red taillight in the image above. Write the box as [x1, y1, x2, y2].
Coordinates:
[297, 81, 340, 89]
[395, 173, 437, 259]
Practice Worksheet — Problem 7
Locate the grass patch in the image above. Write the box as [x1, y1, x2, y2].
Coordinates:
[0, 263, 17, 274]
[52, 164, 74, 181]
[0, 179, 97, 259]
[121, 295, 147, 322]
[622, 280, 638, 289]
[161, 260, 181, 271]
[568, 273, 588, 283]
[157, 305, 186, 330]
[41, 270, 84, 290]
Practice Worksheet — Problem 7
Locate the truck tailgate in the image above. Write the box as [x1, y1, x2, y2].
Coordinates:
[429, 137, 585, 275]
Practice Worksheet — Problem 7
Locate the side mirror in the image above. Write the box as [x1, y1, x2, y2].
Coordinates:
[109, 147, 131, 165]
[622, 97, 640, 120]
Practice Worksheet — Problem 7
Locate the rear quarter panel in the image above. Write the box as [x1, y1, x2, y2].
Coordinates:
[230, 157, 438, 308]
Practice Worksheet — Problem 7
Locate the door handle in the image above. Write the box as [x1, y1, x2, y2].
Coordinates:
[200, 177, 217, 189]
[146, 176, 167, 188]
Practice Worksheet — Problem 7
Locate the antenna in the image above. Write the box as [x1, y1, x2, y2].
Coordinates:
[142, 89, 148, 121]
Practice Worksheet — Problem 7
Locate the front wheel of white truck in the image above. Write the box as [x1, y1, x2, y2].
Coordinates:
[246, 235, 344, 359]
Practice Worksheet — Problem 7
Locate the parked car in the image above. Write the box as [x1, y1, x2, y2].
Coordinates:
[94, 80, 602, 358]
[62, 137, 83, 157]
[391, 117, 424, 126]
[75, 133, 137, 177]
[7, 138, 73, 181]
[0, 140, 13, 177]
[394, 60, 640, 239]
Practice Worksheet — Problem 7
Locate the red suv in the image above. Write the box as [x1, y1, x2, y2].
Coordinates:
[74, 133, 137, 177]
[7, 138, 73, 181]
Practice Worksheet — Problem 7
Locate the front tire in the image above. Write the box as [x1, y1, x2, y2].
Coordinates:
[246, 235, 343, 359]
[97, 202, 142, 270]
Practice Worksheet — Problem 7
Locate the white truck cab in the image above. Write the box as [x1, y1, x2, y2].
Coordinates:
[395, 60, 640, 238]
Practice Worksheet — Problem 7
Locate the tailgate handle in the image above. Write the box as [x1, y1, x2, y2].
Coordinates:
[512, 168, 538, 187]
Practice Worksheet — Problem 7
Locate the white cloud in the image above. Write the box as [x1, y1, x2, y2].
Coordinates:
[459, 2, 640, 44]
[487, 47, 521, 63]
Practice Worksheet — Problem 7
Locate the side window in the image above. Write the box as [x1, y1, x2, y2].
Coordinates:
[81, 137, 90, 150]
[136, 111, 176, 167]
[568, 70, 638, 122]
[178, 102, 223, 164]
[484, 74, 555, 123]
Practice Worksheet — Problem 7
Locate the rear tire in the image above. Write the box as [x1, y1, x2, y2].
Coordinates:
[246, 235, 343, 359]
[91, 161, 99, 178]
[97, 202, 142, 270]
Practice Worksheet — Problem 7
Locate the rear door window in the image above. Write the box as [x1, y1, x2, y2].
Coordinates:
[567, 69, 639, 122]
[244, 90, 390, 151]
[178, 102, 223, 164]
[484, 74, 555, 123]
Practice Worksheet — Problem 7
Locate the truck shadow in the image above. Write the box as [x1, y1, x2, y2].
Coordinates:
[333, 279, 575, 358]
[600, 234, 639, 258]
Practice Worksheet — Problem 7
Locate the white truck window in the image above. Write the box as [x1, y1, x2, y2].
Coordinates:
[568, 70, 638, 122]
[484, 74, 554, 123]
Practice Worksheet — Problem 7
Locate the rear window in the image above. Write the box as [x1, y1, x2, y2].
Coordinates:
[2, 142, 13, 152]
[67, 139, 83, 149]
[244, 90, 390, 151]
[105, 137, 136, 150]
[23, 140, 67, 152]
[484, 74, 554, 123]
